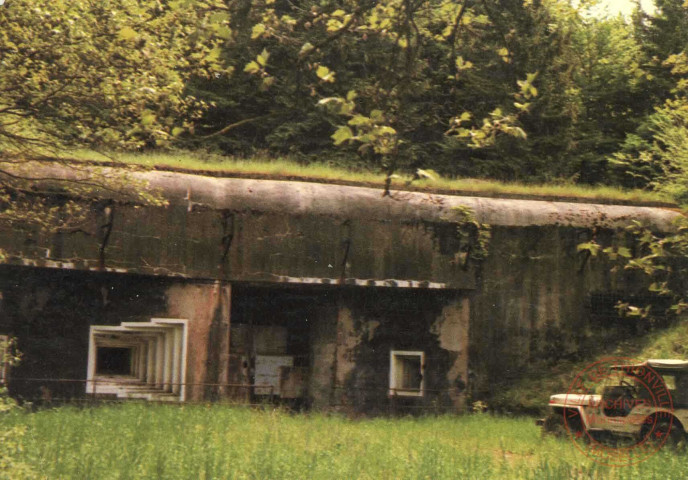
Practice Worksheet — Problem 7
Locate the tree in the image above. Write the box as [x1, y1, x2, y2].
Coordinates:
[609, 48, 688, 197]
[562, 16, 657, 184]
[0, 0, 231, 232]
[0, 0, 231, 152]
[190, 0, 552, 184]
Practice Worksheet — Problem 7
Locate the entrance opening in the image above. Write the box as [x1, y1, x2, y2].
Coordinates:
[96, 347, 132, 375]
[86, 318, 188, 401]
[229, 286, 328, 404]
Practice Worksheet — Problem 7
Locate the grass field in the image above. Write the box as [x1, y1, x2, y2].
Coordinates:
[3, 404, 688, 479]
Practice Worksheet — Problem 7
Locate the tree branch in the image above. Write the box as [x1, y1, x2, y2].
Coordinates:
[201, 114, 276, 138]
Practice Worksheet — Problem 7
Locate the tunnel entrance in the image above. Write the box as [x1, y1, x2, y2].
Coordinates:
[86, 318, 188, 401]
[228, 285, 335, 406]
[96, 347, 131, 375]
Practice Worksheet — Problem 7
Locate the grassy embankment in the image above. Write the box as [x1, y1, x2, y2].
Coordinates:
[494, 320, 688, 415]
[3, 403, 688, 479]
[62, 149, 674, 206]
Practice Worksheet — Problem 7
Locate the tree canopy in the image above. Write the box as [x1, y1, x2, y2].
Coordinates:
[2, 0, 688, 195]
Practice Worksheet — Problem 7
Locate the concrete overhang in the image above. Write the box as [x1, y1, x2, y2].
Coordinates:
[140, 170, 683, 230]
[17, 161, 683, 230]
[0, 163, 682, 287]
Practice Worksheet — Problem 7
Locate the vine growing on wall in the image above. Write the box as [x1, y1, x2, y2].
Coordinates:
[451, 205, 491, 269]
[577, 217, 688, 321]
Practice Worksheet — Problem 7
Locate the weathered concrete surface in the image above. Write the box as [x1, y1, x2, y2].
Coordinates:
[309, 306, 338, 409]
[431, 299, 470, 411]
[468, 225, 654, 405]
[0, 267, 231, 402]
[165, 282, 231, 401]
[0, 203, 478, 288]
[139, 171, 680, 229]
[325, 289, 469, 414]
[1, 166, 679, 288]
[57, 166, 673, 230]
[20, 161, 681, 227]
[1, 172, 681, 289]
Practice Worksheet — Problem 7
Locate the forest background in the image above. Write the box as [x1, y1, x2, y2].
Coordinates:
[3, 0, 688, 201]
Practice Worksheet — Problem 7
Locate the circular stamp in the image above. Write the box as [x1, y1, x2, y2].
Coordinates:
[562, 357, 675, 467]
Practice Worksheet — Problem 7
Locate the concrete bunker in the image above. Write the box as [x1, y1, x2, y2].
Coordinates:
[0, 167, 682, 412]
[224, 284, 467, 412]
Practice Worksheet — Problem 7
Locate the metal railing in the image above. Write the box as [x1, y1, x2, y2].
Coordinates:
[5, 377, 467, 415]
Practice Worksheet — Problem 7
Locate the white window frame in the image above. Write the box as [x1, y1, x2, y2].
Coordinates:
[87, 319, 188, 401]
[389, 350, 425, 397]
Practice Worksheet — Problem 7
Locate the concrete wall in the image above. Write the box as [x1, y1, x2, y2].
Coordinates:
[164, 282, 231, 401]
[469, 225, 654, 405]
[0, 170, 679, 287]
[226, 286, 469, 413]
[0, 204, 476, 289]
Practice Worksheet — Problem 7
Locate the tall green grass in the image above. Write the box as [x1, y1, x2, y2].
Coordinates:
[3, 404, 688, 479]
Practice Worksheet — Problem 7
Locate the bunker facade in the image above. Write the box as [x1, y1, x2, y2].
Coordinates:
[0, 168, 680, 412]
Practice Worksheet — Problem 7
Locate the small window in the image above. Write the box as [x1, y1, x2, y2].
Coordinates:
[389, 350, 425, 397]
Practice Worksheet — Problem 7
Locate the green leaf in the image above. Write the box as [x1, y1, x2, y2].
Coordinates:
[348, 115, 370, 126]
[331, 126, 353, 145]
[370, 110, 384, 122]
[214, 26, 232, 40]
[299, 42, 315, 57]
[316, 65, 335, 82]
[206, 47, 222, 63]
[257, 49, 270, 67]
[141, 111, 156, 126]
[455, 56, 473, 71]
[377, 125, 397, 136]
[577, 241, 600, 256]
[172, 127, 184, 137]
[251, 23, 266, 39]
[244, 61, 260, 74]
